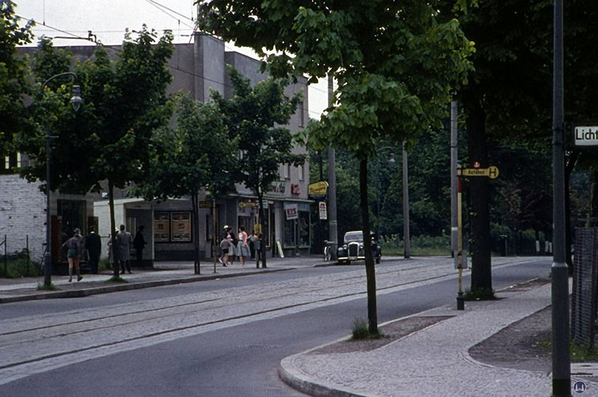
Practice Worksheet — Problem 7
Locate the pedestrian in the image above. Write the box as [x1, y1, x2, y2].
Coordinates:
[249, 230, 258, 260]
[116, 224, 133, 274]
[219, 236, 230, 267]
[255, 233, 263, 268]
[227, 227, 237, 266]
[237, 226, 249, 266]
[62, 228, 83, 282]
[218, 225, 229, 265]
[85, 227, 102, 274]
[133, 225, 147, 268]
[107, 230, 119, 270]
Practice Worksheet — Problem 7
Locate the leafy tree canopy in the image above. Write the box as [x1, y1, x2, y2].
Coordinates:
[198, 0, 474, 158]
[211, 66, 305, 197]
[0, 0, 34, 162]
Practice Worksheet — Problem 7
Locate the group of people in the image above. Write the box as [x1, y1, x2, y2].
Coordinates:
[108, 225, 146, 274]
[61, 224, 146, 281]
[219, 225, 262, 267]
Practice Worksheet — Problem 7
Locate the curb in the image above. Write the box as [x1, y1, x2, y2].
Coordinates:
[278, 280, 553, 397]
[0, 268, 290, 304]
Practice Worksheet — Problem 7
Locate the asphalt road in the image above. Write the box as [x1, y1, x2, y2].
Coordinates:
[0, 257, 550, 397]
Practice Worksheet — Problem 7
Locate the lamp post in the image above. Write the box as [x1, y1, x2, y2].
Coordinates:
[551, 0, 571, 395]
[402, 142, 410, 259]
[42, 72, 83, 288]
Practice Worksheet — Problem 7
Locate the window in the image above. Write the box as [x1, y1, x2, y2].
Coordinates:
[153, 211, 192, 243]
[282, 164, 291, 179]
[298, 164, 305, 181]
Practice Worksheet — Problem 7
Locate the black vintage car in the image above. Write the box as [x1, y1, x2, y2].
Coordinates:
[337, 231, 382, 264]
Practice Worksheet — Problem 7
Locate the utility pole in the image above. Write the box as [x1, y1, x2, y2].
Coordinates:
[402, 142, 410, 258]
[551, 0, 571, 395]
[328, 74, 338, 259]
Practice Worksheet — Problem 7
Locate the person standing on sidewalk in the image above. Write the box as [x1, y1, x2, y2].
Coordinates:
[227, 228, 237, 266]
[237, 226, 249, 266]
[219, 236, 230, 267]
[116, 224, 133, 274]
[62, 228, 83, 282]
[133, 226, 147, 268]
[249, 230, 258, 260]
[85, 227, 101, 274]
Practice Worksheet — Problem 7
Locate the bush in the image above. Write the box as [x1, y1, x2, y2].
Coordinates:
[0, 251, 43, 278]
[380, 234, 450, 256]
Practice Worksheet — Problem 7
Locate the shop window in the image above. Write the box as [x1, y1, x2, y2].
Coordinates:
[154, 211, 192, 243]
[284, 219, 297, 247]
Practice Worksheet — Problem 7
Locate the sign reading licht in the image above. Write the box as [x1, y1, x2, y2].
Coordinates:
[574, 126, 598, 147]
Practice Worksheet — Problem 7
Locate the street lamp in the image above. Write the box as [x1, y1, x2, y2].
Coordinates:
[42, 72, 83, 287]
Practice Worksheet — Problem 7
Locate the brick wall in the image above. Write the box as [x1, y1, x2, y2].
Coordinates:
[0, 175, 46, 260]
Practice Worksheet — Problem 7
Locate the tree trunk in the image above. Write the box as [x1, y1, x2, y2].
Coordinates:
[191, 193, 201, 275]
[467, 103, 492, 293]
[258, 193, 267, 269]
[360, 158, 378, 335]
[108, 180, 119, 279]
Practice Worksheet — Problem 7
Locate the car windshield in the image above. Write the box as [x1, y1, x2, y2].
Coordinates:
[344, 231, 363, 243]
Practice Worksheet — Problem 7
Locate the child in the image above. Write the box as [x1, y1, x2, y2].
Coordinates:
[220, 237, 230, 267]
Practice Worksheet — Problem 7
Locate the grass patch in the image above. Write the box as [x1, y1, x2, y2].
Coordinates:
[106, 275, 128, 283]
[540, 335, 598, 362]
[351, 318, 385, 340]
[464, 287, 497, 301]
[37, 283, 58, 291]
[0, 254, 43, 279]
[380, 235, 450, 256]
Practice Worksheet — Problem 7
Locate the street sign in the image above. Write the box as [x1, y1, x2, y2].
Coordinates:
[458, 166, 499, 179]
[574, 125, 598, 147]
[199, 200, 213, 208]
[239, 201, 257, 208]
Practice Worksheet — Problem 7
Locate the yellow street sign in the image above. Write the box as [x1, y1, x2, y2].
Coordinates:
[308, 181, 329, 196]
[488, 166, 499, 179]
[199, 200, 213, 208]
[458, 166, 499, 179]
[239, 202, 257, 208]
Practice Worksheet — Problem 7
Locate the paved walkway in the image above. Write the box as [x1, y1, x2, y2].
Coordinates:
[0, 256, 323, 304]
[280, 282, 598, 397]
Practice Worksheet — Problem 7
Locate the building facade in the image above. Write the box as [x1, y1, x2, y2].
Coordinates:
[1, 33, 311, 267]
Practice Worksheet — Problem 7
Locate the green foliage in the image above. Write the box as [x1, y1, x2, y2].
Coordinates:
[351, 318, 384, 340]
[135, 93, 235, 201]
[19, 27, 175, 196]
[0, 1, 34, 169]
[0, 252, 42, 278]
[464, 287, 496, 301]
[381, 235, 451, 257]
[37, 283, 57, 291]
[211, 66, 305, 198]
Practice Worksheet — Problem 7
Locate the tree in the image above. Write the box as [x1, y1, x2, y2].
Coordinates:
[134, 94, 235, 273]
[0, 1, 33, 171]
[211, 66, 305, 269]
[20, 27, 174, 279]
[198, 0, 473, 334]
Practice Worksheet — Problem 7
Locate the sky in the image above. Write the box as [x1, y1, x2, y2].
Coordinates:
[14, 0, 328, 118]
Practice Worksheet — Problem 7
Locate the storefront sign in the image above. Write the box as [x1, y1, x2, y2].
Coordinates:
[319, 202, 328, 220]
[308, 181, 329, 196]
[285, 204, 298, 220]
[268, 182, 286, 195]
